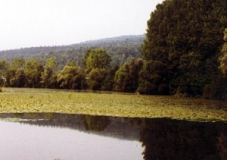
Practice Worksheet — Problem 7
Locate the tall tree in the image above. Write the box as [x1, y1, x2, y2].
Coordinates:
[24, 59, 44, 87]
[57, 63, 85, 89]
[0, 59, 8, 87]
[0, 59, 10, 77]
[102, 66, 119, 91]
[114, 59, 143, 92]
[40, 58, 57, 88]
[139, 0, 227, 97]
[8, 69, 26, 87]
[86, 68, 107, 90]
[85, 49, 111, 72]
[11, 58, 25, 70]
[219, 28, 227, 75]
[6, 58, 26, 87]
[84, 49, 112, 90]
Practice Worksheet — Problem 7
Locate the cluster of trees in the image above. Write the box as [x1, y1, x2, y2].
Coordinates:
[1, 0, 227, 99]
[0, 49, 143, 92]
[138, 0, 227, 99]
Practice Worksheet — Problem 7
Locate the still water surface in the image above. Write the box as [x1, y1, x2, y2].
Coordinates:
[0, 113, 142, 160]
[0, 113, 226, 160]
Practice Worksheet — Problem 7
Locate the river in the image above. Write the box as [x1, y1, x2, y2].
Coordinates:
[0, 113, 226, 160]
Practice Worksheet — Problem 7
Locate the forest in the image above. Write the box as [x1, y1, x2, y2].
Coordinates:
[0, 35, 144, 68]
[0, 0, 227, 100]
[0, 35, 144, 92]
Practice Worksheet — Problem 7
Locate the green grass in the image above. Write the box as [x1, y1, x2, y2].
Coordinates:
[0, 88, 226, 122]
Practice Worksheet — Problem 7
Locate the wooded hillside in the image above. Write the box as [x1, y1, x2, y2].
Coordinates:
[0, 35, 144, 68]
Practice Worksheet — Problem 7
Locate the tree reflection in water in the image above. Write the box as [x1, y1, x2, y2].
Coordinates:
[0, 113, 226, 160]
[81, 115, 110, 132]
[140, 119, 227, 160]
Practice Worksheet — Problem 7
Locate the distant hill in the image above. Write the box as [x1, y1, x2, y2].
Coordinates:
[0, 35, 145, 68]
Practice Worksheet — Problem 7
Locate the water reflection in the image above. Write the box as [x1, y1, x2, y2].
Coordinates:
[82, 115, 110, 132]
[0, 113, 227, 160]
[140, 118, 227, 160]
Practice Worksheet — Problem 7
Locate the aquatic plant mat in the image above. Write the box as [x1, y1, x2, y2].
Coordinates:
[0, 88, 226, 122]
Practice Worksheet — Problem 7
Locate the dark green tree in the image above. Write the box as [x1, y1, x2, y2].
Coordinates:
[86, 68, 107, 90]
[219, 28, 227, 75]
[6, 58, 26, 87]
[140, 0, 227, 97]
[202, 28, 227, 99]
[84, 49, 112, 90]
[138, 60, 169, 94]
[8, 69, 26, 87]
[114, 59, 143, 92]
[57, 63, 85, 89]
[102, 65, 119, 91]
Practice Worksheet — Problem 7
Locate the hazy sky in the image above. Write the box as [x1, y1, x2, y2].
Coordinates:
[0, 0, 163, 50]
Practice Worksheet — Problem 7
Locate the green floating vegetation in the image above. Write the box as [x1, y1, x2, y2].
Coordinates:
[0, 88, 226, 122]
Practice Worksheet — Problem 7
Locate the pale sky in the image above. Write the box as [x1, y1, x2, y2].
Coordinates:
[0, 0, 163, 50]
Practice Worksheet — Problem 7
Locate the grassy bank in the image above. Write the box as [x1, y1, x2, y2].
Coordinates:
[0, 88, 226, 122]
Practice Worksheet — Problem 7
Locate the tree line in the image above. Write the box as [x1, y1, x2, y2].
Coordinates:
[0, 35, 144, 69]
[0, 49, 143, 93]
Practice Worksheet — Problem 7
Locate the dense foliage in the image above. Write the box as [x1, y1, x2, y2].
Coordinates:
[0, 36, 144, 91]
[114, 58, 143, 92]
[219, 28, 227, 75]
[139, 0, 227, 98]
